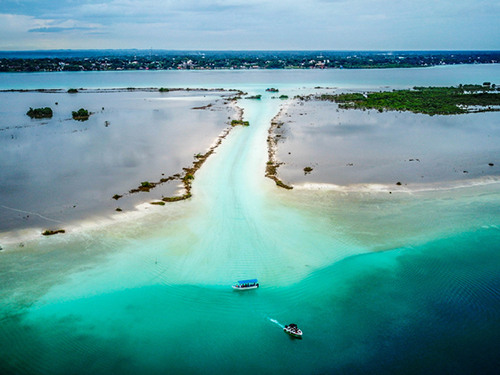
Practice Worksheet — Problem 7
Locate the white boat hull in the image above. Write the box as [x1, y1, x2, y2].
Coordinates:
[284, 326, 303, 338]
[231, 285, 258, 290]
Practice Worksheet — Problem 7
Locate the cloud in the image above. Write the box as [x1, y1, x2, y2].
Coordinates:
[1, 0, 500, 50]
[28, 27, 96, 33]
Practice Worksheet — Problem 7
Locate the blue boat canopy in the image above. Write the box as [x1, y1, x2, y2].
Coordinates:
[237, 279, 258, 284]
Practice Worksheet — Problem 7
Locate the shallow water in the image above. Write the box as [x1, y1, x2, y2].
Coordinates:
[274, 100, 500, 187]
[1, 66, 500, 374]
[0, 89, 235, 231]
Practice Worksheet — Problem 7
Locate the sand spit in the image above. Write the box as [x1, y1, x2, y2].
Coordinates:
[118, 100, 246, 204]
[265, 105, 293, 189]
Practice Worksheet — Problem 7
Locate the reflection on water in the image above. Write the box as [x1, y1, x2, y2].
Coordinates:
[0, 90, 236, 231]
[275, 100, 500, 187]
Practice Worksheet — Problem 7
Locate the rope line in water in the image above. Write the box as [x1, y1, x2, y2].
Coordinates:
[0, 205, 65, 224]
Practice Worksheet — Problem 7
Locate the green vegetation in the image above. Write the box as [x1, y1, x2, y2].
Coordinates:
[159, 87, 169, 92]
[68, 88, 78, 93]
[245, 94, 262, 100]
[275, 180, 293, 190]
[162, 193, 192, 202]
[303, 167, 313, 174]
[318, 85, 500, 115]
[265, 161, 293, 190]
[27, 107, 53, 118]
[42, 229, 65, 236]
[72, 108, 90, 120]
[4, 51, 500, 72]
[150, 201, 165, 206]
[231, 119, 250, 126]
[279, 95, 289, 99]
[112, 194, 123, 200]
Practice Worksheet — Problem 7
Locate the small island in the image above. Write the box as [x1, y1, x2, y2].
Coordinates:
[42, 229, 66, 236]
[72, 108, 91, 121]
[231, 119, 250, 126]
[27, 107, 53, 119]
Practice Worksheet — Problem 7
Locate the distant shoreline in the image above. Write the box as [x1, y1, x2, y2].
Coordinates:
[2, 50, 500, 72]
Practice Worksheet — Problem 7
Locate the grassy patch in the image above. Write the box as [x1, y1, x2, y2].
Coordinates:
[231, 119, 250, 126]
[150, 201, 166, 206]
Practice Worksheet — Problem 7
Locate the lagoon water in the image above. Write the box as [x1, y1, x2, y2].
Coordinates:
[1, 65, 500, 374]
[0, 89, 236, 231]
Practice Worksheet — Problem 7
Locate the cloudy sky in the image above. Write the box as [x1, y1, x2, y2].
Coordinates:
[1, 0, 499, 51]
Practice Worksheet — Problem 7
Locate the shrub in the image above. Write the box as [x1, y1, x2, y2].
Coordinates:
[231, 119, 250, 126]
[72, 108, 90, 120]
[42, 229, 65, 236]
[27, 107, 53, 118]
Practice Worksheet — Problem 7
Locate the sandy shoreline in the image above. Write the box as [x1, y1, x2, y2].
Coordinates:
[293, 176, 500, 193]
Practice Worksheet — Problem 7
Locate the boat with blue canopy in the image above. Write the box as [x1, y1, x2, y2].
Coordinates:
[232, 279, 259, 290]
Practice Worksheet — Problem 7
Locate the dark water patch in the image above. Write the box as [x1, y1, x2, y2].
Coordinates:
[297, 227, 500, 374]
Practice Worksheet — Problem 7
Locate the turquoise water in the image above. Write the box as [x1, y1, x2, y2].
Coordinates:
[1, 66, 500, 374]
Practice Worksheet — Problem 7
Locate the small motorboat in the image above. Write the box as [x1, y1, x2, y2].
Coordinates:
[232, 279, 259, 290]
[284, 324, 303, 338]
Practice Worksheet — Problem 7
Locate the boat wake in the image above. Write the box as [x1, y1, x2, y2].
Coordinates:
[267, 317, 284, 329]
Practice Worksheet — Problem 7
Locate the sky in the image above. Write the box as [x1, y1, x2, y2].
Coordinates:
[0, 0, 499, 51]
